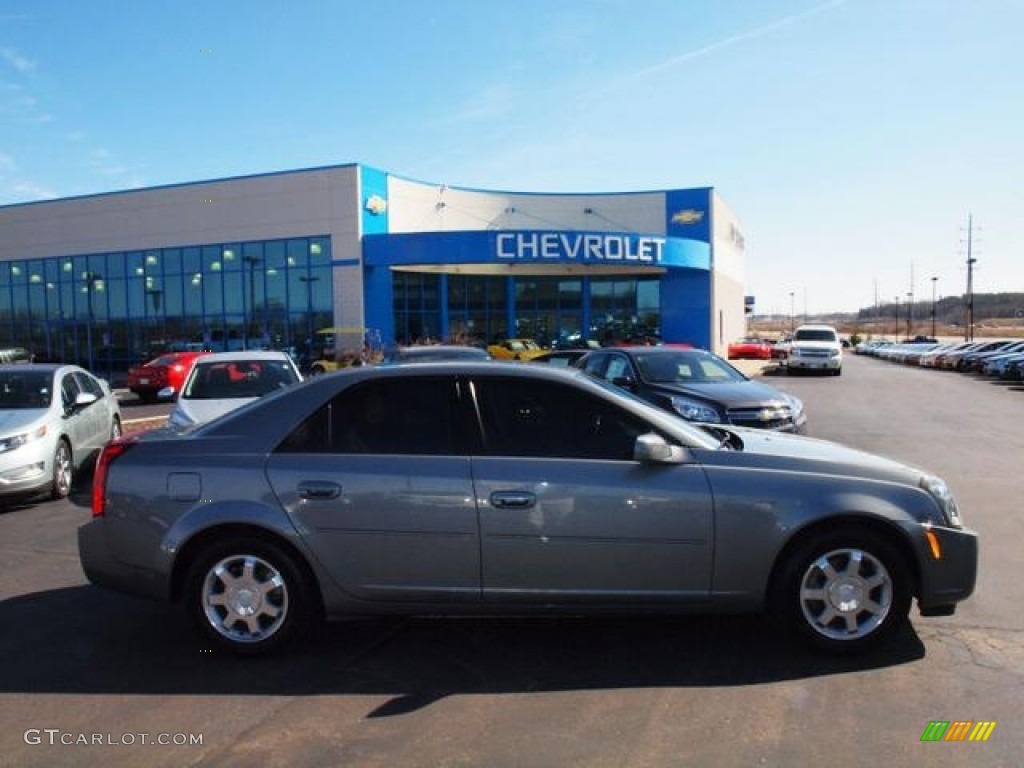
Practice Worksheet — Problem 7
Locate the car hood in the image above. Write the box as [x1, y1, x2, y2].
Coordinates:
[0, 409, 47, 434]
[651, 380, 795, 408]
[701, 427, 924, 486]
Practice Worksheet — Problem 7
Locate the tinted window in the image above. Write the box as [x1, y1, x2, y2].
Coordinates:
[581, 353, 608, 376]
[633, 351, 744, 383]
[74, 371, 103, 398]
[794, 329, 838, 342]
[473, 378, 654, 461]
[278, 377, 460, 455]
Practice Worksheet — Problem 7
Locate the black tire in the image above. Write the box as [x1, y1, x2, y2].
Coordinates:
[774, 528, 911, 654]
[310, 364, 325, 376]
[833, 368, 843, 377]
[184, 536, 313, 656]
[50, 439, 73, 500]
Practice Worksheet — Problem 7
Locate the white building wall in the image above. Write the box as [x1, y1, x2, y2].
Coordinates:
[386, 177, 667, 235]
[710, 191, 747, 352]
[0, 167, 360, 260]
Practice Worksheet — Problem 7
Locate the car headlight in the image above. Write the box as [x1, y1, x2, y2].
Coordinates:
[668, 396, 721, 423]
[783, 393, 804, 418]
[920, 475, 963, 529]
[0, 425, 46, 454]
[829, 349, 841, 358]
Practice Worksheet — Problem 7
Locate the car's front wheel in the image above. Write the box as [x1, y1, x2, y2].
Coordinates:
[185, 537, 313, 656]
[50, 439, 73, 499]
[776, 529, 911, 654]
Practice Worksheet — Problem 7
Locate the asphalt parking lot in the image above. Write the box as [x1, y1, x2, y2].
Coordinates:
[1, 354, 1021, 767]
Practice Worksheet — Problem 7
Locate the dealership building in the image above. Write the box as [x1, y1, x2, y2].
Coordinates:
[0, 163, 746, 374]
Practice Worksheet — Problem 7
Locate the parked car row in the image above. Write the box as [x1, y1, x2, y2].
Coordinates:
[856, 337, 1024, 381]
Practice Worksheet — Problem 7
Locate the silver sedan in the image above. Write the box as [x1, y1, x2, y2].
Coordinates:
[79, 362, 976, 656]
[0, 364, 122, 500]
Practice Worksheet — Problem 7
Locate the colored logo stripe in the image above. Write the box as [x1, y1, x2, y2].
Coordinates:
[921, 721, 997, 742]
[969, 722, 996, 742]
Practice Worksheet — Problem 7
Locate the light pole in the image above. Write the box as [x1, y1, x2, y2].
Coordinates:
[906, 291, 913, 339]
[894, 295, 900, 341]
[299, 275, 320, 354]
[243, 256, 261, 350]
[789, 291, 795, 334]
[931, 276, 938, 339]
[81, 271, 104, 370]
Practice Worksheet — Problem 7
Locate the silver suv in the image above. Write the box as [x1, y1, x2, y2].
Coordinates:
[787, 324, 843, 375]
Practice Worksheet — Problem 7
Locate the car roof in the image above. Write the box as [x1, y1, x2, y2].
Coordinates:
[191, 350, 293, 363]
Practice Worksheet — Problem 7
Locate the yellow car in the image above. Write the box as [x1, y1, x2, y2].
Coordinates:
[486, 338, 548, 361]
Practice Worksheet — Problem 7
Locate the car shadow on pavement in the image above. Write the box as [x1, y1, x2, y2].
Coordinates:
[0, 585, 925, 716]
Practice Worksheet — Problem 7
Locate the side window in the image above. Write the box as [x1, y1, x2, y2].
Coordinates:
[581, 353, 608, 377]
[604, 355, 632, 382]
[473, 378, 654, 461]
[277, 377, 460, 455]
[60, 373, 81, 410]
[74, 371, 103, 398]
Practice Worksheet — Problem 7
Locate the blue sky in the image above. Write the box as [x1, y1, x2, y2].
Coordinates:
[1, 0, 1021, 314]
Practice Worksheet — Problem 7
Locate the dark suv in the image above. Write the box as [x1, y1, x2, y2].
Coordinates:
[577, 346, 806, 433]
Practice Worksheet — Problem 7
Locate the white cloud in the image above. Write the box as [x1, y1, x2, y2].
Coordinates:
[10, 180, 56, 201]
[0, 46, 36, 73]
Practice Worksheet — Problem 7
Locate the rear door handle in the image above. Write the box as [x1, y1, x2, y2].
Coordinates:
[490, 491, 536, 509]
[297, 481, 342, 500]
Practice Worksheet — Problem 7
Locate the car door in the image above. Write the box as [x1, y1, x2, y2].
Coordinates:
[58, 372, 96, 462]
[266, 375, 481, 602]
[468, 375, 713, 601]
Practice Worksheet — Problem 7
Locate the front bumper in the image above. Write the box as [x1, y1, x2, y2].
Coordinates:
[913, 524, 979, 614]
[787, 356, 841, 371]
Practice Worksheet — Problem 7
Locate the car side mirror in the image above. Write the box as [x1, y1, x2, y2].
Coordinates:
[611, 375, 635, 389]
[634, 433, 689, 464]
[157, 386, 176, 400]
[72, 392, 98, 411]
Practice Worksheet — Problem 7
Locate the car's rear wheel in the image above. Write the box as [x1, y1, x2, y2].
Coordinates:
[776, 529, 911, 654]
[309, 364, 325, 376]
[50, 439, 73, 499]
[185, 537, 311, 656]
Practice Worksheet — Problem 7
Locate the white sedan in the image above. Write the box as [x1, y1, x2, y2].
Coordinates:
[167, 351, 303, 428]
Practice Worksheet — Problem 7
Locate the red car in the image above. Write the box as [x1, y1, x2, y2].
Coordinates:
[727, 337, 772, 360]
[127, 351, 210, 402]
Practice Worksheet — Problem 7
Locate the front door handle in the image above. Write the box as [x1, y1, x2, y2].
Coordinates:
[490, 491, 536, 509]
[297, 481, 342, 500]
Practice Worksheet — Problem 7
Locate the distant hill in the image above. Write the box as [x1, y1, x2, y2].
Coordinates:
[855, 292, 1024, 325]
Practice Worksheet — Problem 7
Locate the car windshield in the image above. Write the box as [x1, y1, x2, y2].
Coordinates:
[0, 370, 54, 409]
[794, 330, 837, 342]
[185, 360, 299, 399]
[633, 351, 745, 384]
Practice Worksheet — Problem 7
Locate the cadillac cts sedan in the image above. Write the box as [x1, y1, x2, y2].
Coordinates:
[79, 363, 976, 656]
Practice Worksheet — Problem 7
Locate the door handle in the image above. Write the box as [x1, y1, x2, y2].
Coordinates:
[490, 491, 536, 509]
[297, 481, 342, 500]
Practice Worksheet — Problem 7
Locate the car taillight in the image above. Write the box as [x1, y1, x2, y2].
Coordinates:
[92, 437, 137, 518]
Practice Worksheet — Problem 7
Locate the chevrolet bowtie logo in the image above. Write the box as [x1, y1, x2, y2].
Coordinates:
[671, 209, 704, 225]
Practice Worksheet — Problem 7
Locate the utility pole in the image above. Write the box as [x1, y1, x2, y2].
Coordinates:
[964, 214, 977, 342]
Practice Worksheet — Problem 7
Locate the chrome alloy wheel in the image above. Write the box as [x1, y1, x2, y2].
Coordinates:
[201, 554, 289, 644]
[52, 440, 73, 498]
[799, 547, 893, 641]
